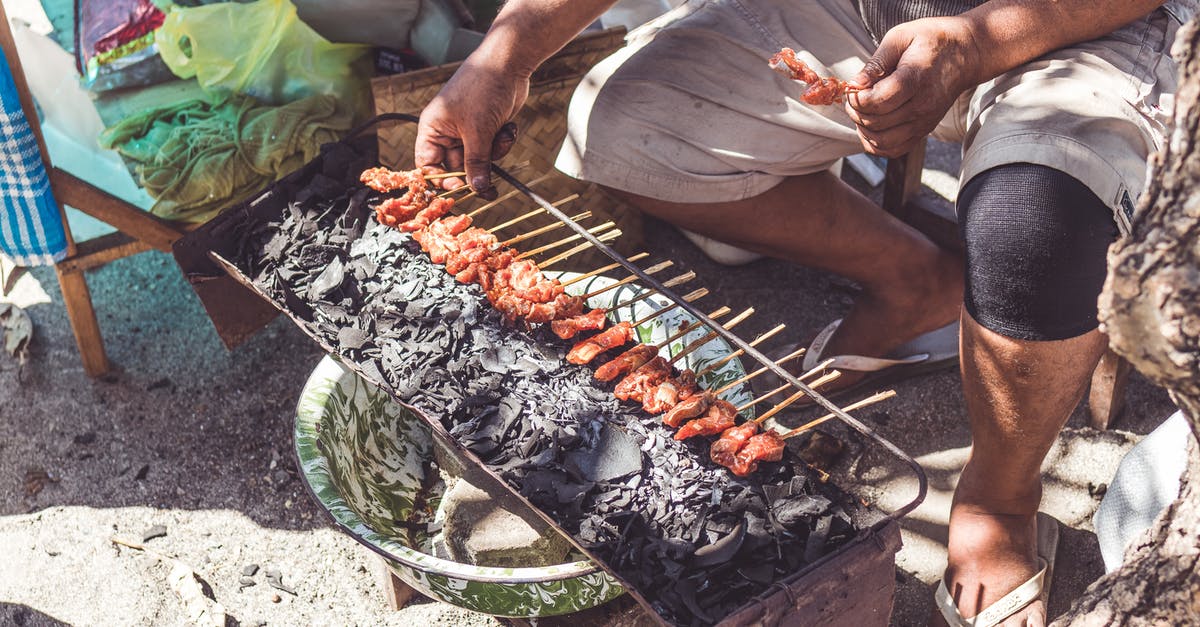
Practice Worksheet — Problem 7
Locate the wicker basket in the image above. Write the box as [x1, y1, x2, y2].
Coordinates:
[370, 28, 644, 270]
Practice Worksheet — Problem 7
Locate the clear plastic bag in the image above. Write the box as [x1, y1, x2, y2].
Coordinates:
[155, 0, 371, 112]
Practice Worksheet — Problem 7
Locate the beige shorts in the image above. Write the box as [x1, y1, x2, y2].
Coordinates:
[555, 0, 1181, 234]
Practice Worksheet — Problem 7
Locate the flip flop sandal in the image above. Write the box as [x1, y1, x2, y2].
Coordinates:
[751, 318, 960, 410]
[934, 512, 1060, 627]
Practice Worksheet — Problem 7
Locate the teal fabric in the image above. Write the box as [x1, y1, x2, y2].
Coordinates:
[99, 93, 356, 222]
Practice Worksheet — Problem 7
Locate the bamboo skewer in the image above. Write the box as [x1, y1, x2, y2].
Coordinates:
[485, 193, 579, 231]
[695, 323, 788, 378]
[497, 210, 591, 244]
[581, 262, 676, 300]
[629, 288, 708, 328]
[740, 370, 841, 416]
[538, 230, 620, 268]
[605, 271, 697, 311]
[423, 171, 466, 181]
[466, 173, 554, 218]
[739, 367, 843, 419]
[713, 345, 809, 396]
[653, 308, 732, 350]
[667, 307, 756, 366]
[560, 253, 651, 287]
[437, 185, 477, 200]
[781, 390, 898, 439]
[516, 222, 615, 259]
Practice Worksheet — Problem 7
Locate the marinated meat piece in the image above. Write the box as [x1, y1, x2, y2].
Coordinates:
[642, 379, 678, 414]
[662, 390, 712, 428]
[768, 47, 860, 106]
[674, 399, 738, 440]
[730, 431, 786, 476]
[594, 344, 658, 382]
[614, 356, 671, 402]
[551, 307, 606, 340]
[710, 422, 760, 467]
[399, 197, 455, 232]
[567, 322, 632, 364]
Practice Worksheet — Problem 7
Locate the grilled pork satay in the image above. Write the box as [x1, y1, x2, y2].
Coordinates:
[613, 356, 671, 402]
[729, 431, 786, 476]
[663, 390, 712, 427]
[594, 343, 659, 382]
[567, 321, 633, 364]
[768, 47, 860, 106]
[643, 368, 700, 415]
[399, 197, 456, 232]
[710, 422, 760, 467]
[550, 307, 608, 340]
[674, 399, 739, 440]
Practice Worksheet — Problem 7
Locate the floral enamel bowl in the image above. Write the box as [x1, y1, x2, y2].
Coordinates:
[294, 272, 753, 617]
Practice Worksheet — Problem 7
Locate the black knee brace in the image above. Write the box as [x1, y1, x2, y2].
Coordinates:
[958, 163, 1120, 341]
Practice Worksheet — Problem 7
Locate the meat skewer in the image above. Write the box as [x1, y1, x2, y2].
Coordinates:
[664, 307, 755, 366]
[768, 47, 863, 106]
[595, 307, 732, 382]
[738, 369, 840, 413]
[565, 288, 709, 365]
[467, 173, 555, 218]
[584, 264, 681, 301]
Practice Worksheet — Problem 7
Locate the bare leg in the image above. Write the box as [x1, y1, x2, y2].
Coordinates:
[607, 171, 963, 379]
[937, 312, 1108, 626]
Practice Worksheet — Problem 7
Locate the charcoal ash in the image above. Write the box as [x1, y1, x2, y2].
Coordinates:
[229, 152, 868, 626]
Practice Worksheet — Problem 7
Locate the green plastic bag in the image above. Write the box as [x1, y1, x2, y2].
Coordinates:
[155, 0, 371, 114]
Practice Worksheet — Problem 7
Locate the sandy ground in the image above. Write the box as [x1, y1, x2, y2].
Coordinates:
[0, 141, 1178, 626]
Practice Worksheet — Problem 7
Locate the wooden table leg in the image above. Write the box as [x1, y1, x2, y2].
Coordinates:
[54, 267, 109, 377]
[372, 556, 419, 610]
[1088, 347, 1132, 430]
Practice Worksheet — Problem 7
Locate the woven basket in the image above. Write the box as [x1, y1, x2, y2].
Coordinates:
[370, 28, 644, 270]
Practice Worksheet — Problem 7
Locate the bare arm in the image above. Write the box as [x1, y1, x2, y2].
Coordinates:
[415, 0, 617, 192]
[845, 1, 1166, 157]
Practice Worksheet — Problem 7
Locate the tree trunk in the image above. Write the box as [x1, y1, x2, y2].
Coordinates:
[1054, 17, 1200, 626]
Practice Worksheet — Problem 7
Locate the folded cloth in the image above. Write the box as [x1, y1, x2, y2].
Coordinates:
[99, 92, 356, 223]
[0, 48, 68, 267]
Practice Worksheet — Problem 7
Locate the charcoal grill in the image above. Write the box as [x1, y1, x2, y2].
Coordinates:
[174, 114, 927, 626]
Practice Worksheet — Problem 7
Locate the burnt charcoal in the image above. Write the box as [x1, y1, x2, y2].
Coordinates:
[224, 152, 870, 627]
[564, 424, 643, 483]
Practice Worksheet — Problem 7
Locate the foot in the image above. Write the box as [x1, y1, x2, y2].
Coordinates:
[936, 466, 1046, 627]
[800, 246, 964, 390]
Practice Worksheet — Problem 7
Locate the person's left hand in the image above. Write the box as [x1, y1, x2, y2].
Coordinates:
[845, 16, 985, 157]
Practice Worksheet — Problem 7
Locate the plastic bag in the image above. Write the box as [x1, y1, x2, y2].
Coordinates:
[155, 0, 371, 113]
[77, 0, 178, 92]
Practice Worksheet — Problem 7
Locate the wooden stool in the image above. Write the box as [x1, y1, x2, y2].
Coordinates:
[1, 4, 190, 377]
[882, 141, 1130, 429]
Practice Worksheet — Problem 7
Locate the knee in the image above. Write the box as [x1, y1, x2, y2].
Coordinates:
[958, 163, 1119, 341]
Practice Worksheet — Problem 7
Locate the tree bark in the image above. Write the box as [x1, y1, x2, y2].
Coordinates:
[1054, 17, 1200, 626]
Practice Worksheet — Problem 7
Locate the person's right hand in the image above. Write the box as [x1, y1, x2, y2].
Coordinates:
[415, 58, 530, 195]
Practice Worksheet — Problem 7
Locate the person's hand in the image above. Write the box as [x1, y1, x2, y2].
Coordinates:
[844, 16, 984, 158]
[415, 58, 530, 195]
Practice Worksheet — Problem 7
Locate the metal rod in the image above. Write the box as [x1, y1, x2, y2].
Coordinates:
[537, 230, 620, 268]
[560, 252, 650, 287]
[498, 210, 591, 244]
[630, 288, 708, 328]
[493, 163, 928, 526]
[697, 323, 788, 377]
[485, 193, 579, 231]
[714, 344, 806, 394]
[583, 262, 675, 300]
[667, 307, 755, 365]
[516, 221, 615, 259]
[654, 307, 731, 349]
[467, 173, 554, 217]
[605, 271, 698, 312]
[739, 367, 844, 413]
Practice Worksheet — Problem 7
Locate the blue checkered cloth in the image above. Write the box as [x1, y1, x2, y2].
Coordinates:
[0, 47, 68, 267]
